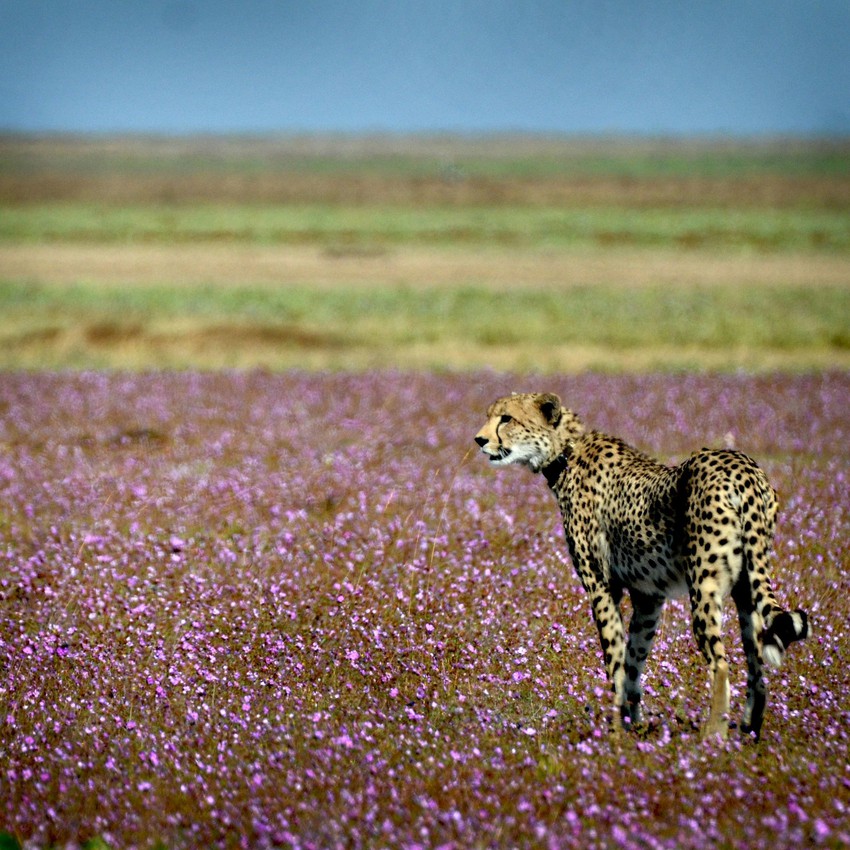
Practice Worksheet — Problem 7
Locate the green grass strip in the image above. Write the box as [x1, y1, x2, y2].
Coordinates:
[2, 204, 848, 252]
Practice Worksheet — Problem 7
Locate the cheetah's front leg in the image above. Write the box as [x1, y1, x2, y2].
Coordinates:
[587, 587, 629, 730]
[624, 592, 665, 726]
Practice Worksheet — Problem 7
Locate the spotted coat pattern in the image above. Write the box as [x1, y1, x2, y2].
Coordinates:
[475, 392, 809, 739]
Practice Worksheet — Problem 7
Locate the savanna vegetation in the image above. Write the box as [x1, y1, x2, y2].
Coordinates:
[1, 134, 848, 371]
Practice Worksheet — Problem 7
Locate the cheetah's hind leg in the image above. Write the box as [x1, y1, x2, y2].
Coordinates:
[732, 571, 767, 739]
[689, 582, 731, 740]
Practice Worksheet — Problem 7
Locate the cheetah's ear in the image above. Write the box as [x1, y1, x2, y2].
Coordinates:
[538, 393, 562, 427]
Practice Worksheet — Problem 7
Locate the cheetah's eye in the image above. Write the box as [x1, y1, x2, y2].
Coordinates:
[499, 414, 513, 424]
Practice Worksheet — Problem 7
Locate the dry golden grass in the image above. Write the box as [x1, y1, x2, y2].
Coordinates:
[6, 319, 847, 373]
[2, 243, 848, 290]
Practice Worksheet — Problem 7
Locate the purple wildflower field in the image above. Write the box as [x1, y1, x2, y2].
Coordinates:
[0, 371, 848, 849]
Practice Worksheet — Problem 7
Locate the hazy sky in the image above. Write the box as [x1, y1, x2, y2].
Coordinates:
[1, 0, 848, 136]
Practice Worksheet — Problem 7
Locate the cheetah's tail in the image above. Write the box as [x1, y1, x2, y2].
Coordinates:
[762, 609, 810, 668]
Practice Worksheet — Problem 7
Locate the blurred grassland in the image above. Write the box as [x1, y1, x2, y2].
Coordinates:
[1, 134, 849, 371]
[3, 205, 849, 252]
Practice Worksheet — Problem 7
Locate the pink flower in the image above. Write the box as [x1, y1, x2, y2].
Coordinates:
[814, 819, 831, 841]
[334, 733, 354, 749]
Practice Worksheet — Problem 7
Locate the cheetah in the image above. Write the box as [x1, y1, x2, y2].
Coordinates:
[474, 392, 809, 740]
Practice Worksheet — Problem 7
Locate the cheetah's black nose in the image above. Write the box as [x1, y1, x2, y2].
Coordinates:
[475, 436, 488, 447]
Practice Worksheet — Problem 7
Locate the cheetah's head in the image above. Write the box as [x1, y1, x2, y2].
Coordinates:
[474, 393, 584, 473]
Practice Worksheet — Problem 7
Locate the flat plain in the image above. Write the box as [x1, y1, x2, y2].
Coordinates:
[0, 136, 849, 849]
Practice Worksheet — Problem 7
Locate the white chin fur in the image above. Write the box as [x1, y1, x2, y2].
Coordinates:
[502, 446, 542, 468]
[482, 445, 543, 470]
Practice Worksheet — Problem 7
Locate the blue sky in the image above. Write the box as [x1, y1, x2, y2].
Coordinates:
[1, 0, 848, 136]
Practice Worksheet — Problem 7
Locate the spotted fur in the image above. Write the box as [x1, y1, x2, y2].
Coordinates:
[475, 392, 809, 739]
